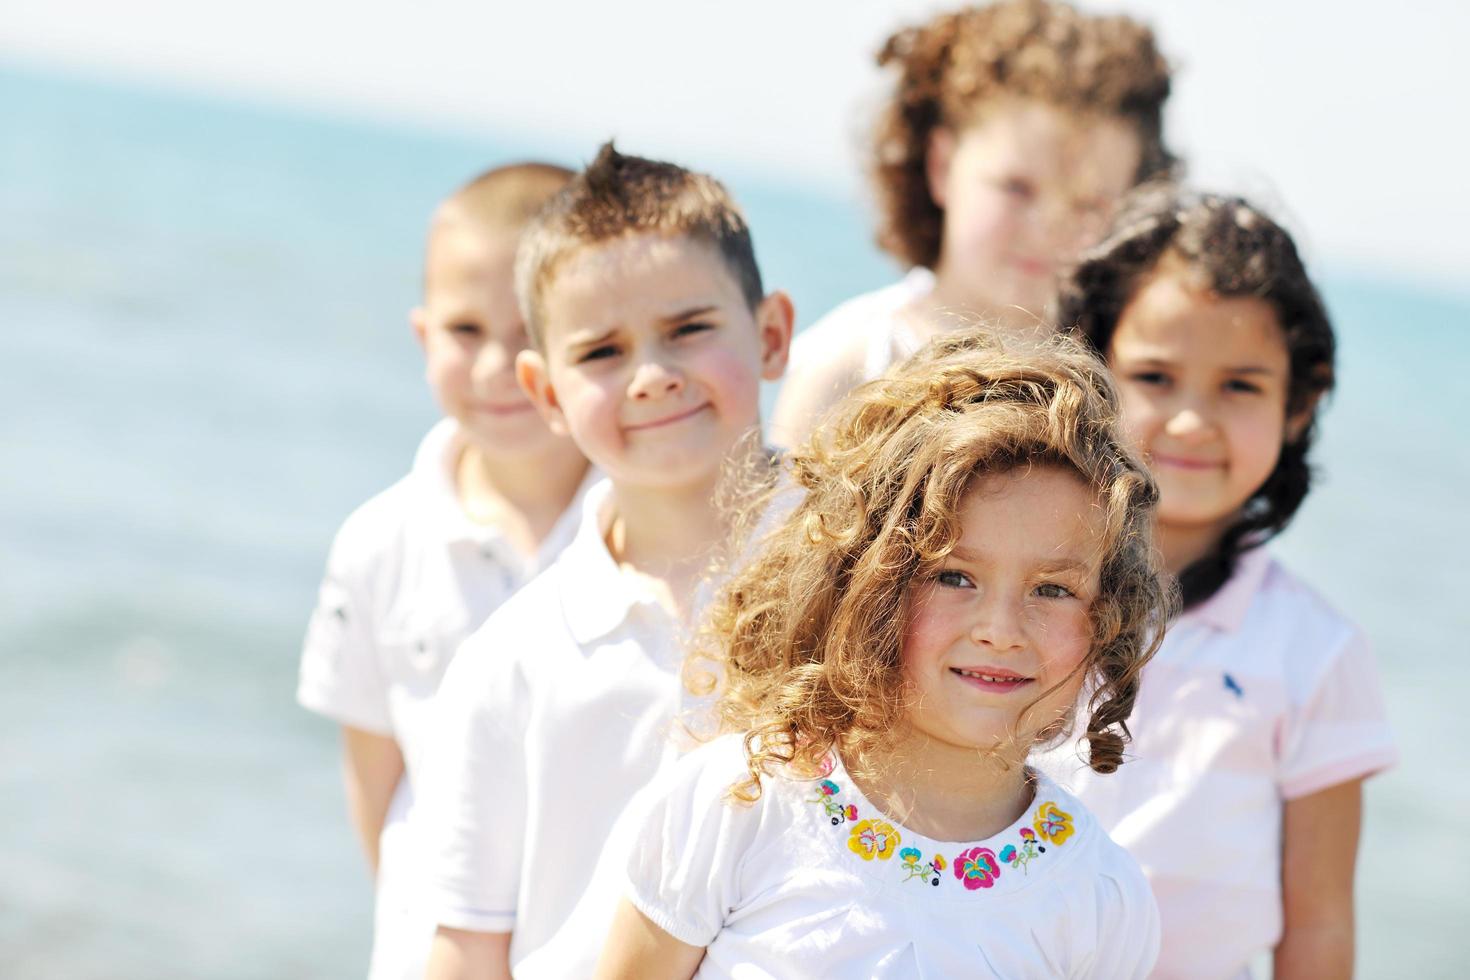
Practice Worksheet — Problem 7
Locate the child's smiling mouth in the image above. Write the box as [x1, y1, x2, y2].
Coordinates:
[1152, 452, 1225, 471]
[950, 666, 1033, 693]
[624, 402, 712, 432]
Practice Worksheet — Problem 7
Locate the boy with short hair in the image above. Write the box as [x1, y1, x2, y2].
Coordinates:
[296, 162, 591, 980]
[417, 143, 794, 980]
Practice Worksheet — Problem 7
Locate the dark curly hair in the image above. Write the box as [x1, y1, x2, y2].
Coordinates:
[871, 0, 1174, 270]
[1057, 185, 1336, 607]
[691, 330, 1171, 801]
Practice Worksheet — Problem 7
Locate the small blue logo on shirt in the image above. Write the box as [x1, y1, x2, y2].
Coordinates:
[1223, 673, 1244, 699]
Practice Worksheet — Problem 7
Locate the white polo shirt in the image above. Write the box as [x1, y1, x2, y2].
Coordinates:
[296, 418, 592, 980]
[1040, 546, 1396, 979]
[415, 478, 705, 979]
[789, 268, 936, 381]
[627, 735, 1160, 979]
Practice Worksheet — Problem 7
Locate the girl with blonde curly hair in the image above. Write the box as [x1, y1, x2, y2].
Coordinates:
[598, 331, 1172, 979]
[772, 0, 1174, 448]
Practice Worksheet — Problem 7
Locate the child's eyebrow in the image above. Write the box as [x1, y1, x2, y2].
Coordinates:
[563, 327, 617, 350]
[658, 305, 718, 325]
[1223, 365, 1280, 376]
[1034, 557, 1095, 575]
[949, 545, 1094, 573]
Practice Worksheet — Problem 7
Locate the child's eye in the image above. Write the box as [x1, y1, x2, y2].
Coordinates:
[578, 344, 620, 363]
[999, 177, 1036, 201]
[1072, 196, 1108, 217]
[1225, 378, 1263, 394]
[672, 321, 714, 339]
[1128, 370, 1170, 388]
[936, 569, 974, 589]
[450, 322, 484, 338]
[1035, 583, 1075, 600]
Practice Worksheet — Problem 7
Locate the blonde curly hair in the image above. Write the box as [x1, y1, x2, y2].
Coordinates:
[872, 0, 1174, 270]
[693, 330, 1171, 801]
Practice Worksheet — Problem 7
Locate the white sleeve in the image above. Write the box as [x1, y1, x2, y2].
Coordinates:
[1076, 845, 1160, 980]
[415, 625, 529, 933]
[296, 518, 392, 735]
[1279, 626, 1397, 799]
[624, 741, 761, 948]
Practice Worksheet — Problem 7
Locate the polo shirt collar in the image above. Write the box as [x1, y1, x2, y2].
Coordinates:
[410, 420, 600, 566]
[1185, 544, 1272, 633]
[557, 479, 661, 645]
[411, 419, 491, 547]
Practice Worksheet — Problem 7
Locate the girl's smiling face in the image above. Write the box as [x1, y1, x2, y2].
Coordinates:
[927, 99, 1142, 323]
[1106, 258, 1293, 565]
[901, 465, 1104, 756]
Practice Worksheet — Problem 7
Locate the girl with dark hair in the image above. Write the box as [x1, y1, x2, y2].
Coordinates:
[1046, 187, 1396, 979]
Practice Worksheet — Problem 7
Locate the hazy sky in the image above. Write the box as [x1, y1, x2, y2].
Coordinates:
[5, 0, 1466, 289]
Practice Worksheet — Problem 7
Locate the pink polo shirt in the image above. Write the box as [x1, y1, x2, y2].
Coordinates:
[1041, 546, 1396, 979]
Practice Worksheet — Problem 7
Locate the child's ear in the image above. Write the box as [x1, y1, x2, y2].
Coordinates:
[516, 348, 570, 436]
[1285, 394, 1321, 443]
[410, 307, 429, 350]
[925, 127, 957, 208]
[755, 291, 796, 382]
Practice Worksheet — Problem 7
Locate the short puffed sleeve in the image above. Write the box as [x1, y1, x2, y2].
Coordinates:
[1279, 624, 1397, 800]
[1073, 839, 1161, 979]
[297, 512, 392, 734]
[624, 737, 765, 948]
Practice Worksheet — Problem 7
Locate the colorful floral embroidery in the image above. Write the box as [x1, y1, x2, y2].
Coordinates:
[1034, 802, 1074, 845]
[805, 767, 1072, 893]
[999, 830, 1041, 873]
[954, 846, 1002, 890]
[848, 819, 900, 861]
[806, 780, 858, 825]
[900, 847, 947, 886]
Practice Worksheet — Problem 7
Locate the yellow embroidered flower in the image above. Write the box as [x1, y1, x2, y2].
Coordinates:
[847, 819, 900, 861]
[1033, 802, 1074, 845]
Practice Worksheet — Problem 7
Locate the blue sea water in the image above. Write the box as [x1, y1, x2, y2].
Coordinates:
[1, 64, 1465, 977]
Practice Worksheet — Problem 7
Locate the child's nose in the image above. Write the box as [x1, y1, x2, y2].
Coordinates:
[472, 342, 515, 382]
[969, 594, 1025, 652]
[1030, 195, 1085, 255]
[1163, 401, 1216, 442]
[628, 357, 684, 400]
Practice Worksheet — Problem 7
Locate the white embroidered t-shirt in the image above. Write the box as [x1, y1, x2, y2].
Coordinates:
[626, 735, 1160, 979]
[415, 478, 705, 979]
[1040, 547, 1397, 979]
[296, 418, 592, 980]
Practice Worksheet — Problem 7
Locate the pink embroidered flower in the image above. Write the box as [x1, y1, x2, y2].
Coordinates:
[847, 819, 900, 861]
[842, 804, 858, 821]
[817, 779, 839, 797]
[1033, 802, 1074, 845]
[1019, 827, 1036, 842]
[932, 854, 947, 872]
[954, 846, 1001, 889]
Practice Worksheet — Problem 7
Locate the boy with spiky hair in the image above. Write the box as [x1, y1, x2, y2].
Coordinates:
[417, 143, 794, 979]
[297, 162, 591, 980]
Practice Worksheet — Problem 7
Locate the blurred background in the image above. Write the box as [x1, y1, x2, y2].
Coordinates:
[2, 1, 1465, 976]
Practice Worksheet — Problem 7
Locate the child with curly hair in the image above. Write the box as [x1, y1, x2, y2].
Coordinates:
[772, 0, 1173, 447]
[1047, 187, 1397, 978]
[597, 332, 1171, 979]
